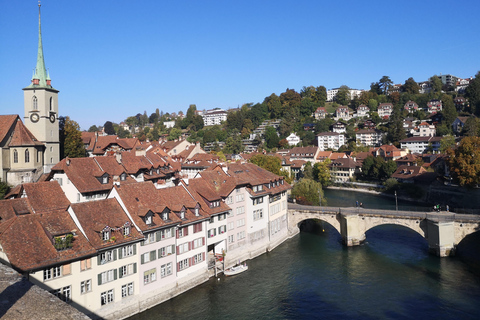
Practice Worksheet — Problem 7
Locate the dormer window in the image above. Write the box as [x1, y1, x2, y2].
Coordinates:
[102, 230, 110, 241]
[195, 207, 199, 216]
[123, 225, 130, 236]
[161, 210, 169, 221]
[180, 208, 186, 219]
[145, 214, 152, 225]
[120, 173, 127, 181]
[102, 176, 108, 184]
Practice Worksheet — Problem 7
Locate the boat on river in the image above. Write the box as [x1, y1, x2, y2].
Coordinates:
[224, 262, 248, 276]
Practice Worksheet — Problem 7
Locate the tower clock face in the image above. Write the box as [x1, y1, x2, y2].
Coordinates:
[30, 113, 39, 123]
[49, 113, 56, 123]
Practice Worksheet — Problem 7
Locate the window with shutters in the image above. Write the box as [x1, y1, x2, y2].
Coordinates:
[99, 269, 116, 285]
[208, 228, 216, 238]
[177, 227, 188, 238]
[159, 245, 175, 257]
[177, 243, 189, 254]
[143, 232, 155, 245]
[192, 253, 204, 265]
[218, 225, 227, 234]
[192, 237, 204, 249]
[80, 258, 92, 271]
[121, 245, 135, 258]
[119, 263, 136, 278]
[178, 258, 189, 271]
[99, 250, 116, 265]
[193, 222, 202, 233]
[160, 227, 174, 239]
[141, 250, 157, 264]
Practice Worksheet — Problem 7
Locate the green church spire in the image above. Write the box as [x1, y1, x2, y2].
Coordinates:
[27, 1, 53, 89]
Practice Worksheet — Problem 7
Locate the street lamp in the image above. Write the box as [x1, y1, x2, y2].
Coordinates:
[395, 191, 398, 211]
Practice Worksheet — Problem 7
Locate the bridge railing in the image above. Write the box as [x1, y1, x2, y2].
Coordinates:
[288, 203, 480, 222]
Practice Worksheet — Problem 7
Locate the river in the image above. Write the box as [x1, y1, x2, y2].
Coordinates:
[128, 189, 480, 320]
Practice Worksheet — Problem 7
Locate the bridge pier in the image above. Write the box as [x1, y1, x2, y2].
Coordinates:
[340, 214, 366, 246]
[426, 219, 455, 257]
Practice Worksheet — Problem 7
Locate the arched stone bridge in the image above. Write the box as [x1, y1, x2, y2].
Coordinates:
[288, 203, 480, 257]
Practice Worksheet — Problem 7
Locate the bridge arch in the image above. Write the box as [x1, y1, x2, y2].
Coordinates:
[361, 216, 427, 240]
[288, 209, 341, 236]
[454, 222, 480, 246]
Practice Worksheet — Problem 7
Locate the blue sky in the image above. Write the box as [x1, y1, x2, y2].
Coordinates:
[1, 0, 479, 130]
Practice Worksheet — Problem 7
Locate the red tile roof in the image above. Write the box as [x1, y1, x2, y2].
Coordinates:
[51, 158, 111, 193]
[70, 198, 143, 250]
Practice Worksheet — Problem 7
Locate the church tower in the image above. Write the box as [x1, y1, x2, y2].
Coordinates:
[23, 2, 59, 174]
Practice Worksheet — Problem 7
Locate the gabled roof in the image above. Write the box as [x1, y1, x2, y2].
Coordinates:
[0, 210, 95, 272]
[50, 158, 111, 193]
[197, 167, 237, 198]
[0, 115, 18, 144]
[118, 152, 152, 175]
[70, 198, 143, 250]
[113, 182, 181, 232]
[5, 116, 43, 147]
[330, 158, 359, 169]
[0, 198, 32, 221]
[184, 179, 231, 216]
[391, 165, 427, 180]
[21, 181, 71, 213]
[94, 156, 128, 177]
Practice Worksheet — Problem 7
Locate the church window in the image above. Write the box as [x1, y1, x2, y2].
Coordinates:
[25, 150, 30, 163]
[50, 97, 53, 111]
[13, 150, 18, 163]
[32, 96, 38, 110]
[37, 150, 40, 162]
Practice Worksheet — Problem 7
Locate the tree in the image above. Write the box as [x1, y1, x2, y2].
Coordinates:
[439, 135, 456, 153]
[168, 128, 182, 140]
[264, 126, 279, 149]
[429, 75, 443, 93]
[378, 76, 393, 95]
[401, 77, 420, 94]
[88, 125, 98, 132]
[335, 85, 351, 106]
[291, 178, 325, 206]
[264, 93, 283, 119]
[368, 99, 378, 111]
[313, 158, 331, 187]
[0, 178, 10, 199]
[149, 112, 159, 124]
[462, 117, 480, 137]
[441, 94, 457, 126]
[447, 136, 480, 187]
[103, 121, 116, 135]
[249, 154, 282, 175]
[303, 162, 313, 179]
[224, 134, 243, 154]
[465, 71, 480, 115]
[436, 123, 452, 136]
[62, 116, 85, 158]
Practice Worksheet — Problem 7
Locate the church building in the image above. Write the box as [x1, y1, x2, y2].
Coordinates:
[0, 3, 60, 186]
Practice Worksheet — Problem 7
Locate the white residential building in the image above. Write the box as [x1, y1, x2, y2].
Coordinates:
[202, 109, 228, 126]
[317, 132, 345, 151]
[286, 132, 301, 146]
